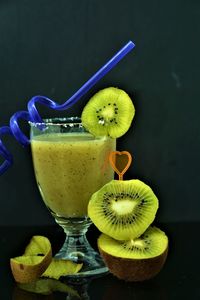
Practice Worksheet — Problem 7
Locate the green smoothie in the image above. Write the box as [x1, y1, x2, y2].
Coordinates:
[31, 132, 116, 218]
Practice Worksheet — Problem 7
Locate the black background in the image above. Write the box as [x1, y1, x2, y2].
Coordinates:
[0, 0, 200, 226]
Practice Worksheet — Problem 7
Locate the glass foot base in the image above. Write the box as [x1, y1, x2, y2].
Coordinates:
[53, 216, 109, 278]
[55, 245, 108, 278]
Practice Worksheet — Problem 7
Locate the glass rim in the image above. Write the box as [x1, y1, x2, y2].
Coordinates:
[29, 117, 82, 127]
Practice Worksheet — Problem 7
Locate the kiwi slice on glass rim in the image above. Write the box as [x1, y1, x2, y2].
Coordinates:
[88, 179, 159, 241]
[98, 226, 168, 282]
[81, 87, 135, 138]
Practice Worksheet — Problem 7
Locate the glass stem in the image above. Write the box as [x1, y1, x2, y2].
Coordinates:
[55, 223, 92, 262]
[54, 217, 108, 276]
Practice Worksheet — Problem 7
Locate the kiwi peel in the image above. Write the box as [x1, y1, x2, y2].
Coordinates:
[10, 236, 52, 283]
[10, 235, 83, 286]
[81, 87, 135, 138]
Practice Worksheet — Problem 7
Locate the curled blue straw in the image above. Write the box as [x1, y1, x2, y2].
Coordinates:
[0, 41, 135, 175]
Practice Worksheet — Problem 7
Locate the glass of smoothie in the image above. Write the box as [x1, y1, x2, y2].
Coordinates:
[30, 117, 116, 277]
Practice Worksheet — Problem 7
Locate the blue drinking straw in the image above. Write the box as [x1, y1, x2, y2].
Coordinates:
[0, 40, 135, 175]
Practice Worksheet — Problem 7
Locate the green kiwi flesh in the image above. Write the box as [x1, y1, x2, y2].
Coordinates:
[81, 87, 135, 138]
[98, 226, 168, 282]
[88, 180, 159, 240]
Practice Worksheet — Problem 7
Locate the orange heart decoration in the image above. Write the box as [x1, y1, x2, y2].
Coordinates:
[109, 151, 132, 180]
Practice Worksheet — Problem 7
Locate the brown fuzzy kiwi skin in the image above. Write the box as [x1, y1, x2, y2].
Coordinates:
[10, 249, 52, 283]
[99, 247, 168, 282]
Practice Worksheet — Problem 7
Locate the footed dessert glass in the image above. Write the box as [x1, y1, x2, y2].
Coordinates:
[30, 117, 116, 278]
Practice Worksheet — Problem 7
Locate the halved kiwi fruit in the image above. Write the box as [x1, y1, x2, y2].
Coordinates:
[98, 226, 168, 281]
[88, 179, 159, 240]
[81, 87, 135, 138]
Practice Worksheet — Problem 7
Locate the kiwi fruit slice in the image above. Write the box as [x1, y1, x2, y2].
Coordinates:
[88, 179, 159, 240]
[10, 236, 52, 283]
[81, 87, 135, 138]
[98, 226, 168, 281]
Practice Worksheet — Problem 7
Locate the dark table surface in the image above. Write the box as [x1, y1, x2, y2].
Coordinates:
[1, 222, 199, 299]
